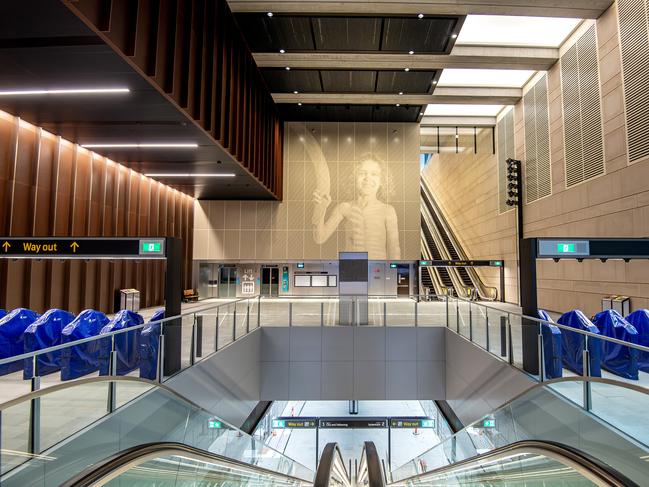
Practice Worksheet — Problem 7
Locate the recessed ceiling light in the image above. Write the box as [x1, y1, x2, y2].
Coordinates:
[279, 49, 285, 54]
[432, 80, 438, 84]
[285, 66, 291, 70]
[404, 68, 410, 72]
[419, 112, 424, 116]
[267, 12, 273, 17]
[396, 103, 400, 107]
[451, 34, 458, 39]
[0, 87, 130, 96]
[417, 13, 424, 19]
[81, 143, 198, 149]
[398, 91, 403, 95]
[145, 173, 236, 177]
[408, 50, 414, 55]
[298, 102, 302, 106]
[293, 90, 299, 94]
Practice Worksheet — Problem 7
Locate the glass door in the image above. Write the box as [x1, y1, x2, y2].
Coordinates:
[219, 266, 237, 298]
[261, 267, 279, 296]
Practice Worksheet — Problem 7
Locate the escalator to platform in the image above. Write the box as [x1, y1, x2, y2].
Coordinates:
[421, 215, 454, 291]
[2, 377, 647, 486]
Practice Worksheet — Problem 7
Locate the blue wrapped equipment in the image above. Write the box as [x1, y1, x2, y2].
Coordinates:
[626, 309, 649, 373]
[0, 309, 6, 319]
[139, 309, 164, 380]
[557, 310, 601, 376]
[537, 310, 563, 379]
[593, 309, 639, 380]
[99, 310, 144, 375]
[0, 308, 39, 375]
[60, 309, 109, 380]
[23, 309, 75, 379]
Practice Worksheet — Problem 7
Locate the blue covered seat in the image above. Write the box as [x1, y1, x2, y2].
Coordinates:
[23, 309, 75, 379]
[60, 309, 109, 380]
[98, 310, 144, 376]
[626, 309, 649, 373]
[593, 309, 639, 380]
[557, 310, 602, 376]
[0, 308, 40, 375]
[139, 309, 164, 380]
[537, 310, 563, 379]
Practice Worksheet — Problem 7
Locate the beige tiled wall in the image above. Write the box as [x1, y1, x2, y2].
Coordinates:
[194, 122, 421, 261]
[422, 153, 520, 303]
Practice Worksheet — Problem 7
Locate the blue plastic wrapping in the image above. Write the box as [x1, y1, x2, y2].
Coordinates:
[98, 310, 144, 376]
[537, 310, 563, 379]
[0, 309, 6, 319]
[593, 309, 639, 380]
[23, 309, 75, 379]
[0, 308, 40, 375]
[626, 309, 649, 373]
[60, 309, 109, 380]
[557, 310, 602, 376]
[139, 309, 164, 380]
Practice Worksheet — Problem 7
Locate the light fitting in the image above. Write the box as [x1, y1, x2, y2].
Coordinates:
[81, 143, 198, 149]
[0, 88, 130, 96]
[145, 173, 236, 177]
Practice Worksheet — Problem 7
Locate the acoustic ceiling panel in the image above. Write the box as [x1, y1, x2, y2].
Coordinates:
[278, 104, 422, 122]
[320, 70, 377, 92]
[382, 17, 458, 53]
[233, 15, 314, 51]
[311, 17, 382, 51]
[261, 68, 322, 92]
[376, 70, 437, 94]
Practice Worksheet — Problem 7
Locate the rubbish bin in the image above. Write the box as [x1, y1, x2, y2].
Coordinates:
[117, 289, 141, 312]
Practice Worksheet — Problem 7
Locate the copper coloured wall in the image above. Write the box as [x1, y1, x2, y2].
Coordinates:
[0, 110, 194, 314]
[63, 0, 284, 199]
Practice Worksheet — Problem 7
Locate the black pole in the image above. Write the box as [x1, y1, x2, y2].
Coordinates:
[164, 237, 183, 375]
[520, 238, 539, 374]
[499, 264, 505, 303]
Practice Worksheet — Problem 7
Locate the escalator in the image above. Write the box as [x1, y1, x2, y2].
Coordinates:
[421, 215, 454, 292]
[2, 377, 647, 486]
[420, 181, 498, 301]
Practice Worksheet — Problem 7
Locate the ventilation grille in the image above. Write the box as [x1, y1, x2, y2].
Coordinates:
[523, 75, 552, 203]
[618, 0, 649, 163]
[561, 25, 604, 187]
[497, 109, 515, 213]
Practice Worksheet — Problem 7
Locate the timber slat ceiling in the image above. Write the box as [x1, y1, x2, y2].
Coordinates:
[64, 0, 284, 199]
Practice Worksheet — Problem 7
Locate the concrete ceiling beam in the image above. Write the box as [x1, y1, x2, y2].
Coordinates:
[420, 115, 497, 126]
[228, 0, 611, 19]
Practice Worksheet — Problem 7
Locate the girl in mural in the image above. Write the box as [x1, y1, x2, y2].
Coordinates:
[311, 155, 401, 260]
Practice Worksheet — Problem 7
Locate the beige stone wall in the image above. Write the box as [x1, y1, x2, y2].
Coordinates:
[194, 121, 421, 261]
[422, 153, 519, 303]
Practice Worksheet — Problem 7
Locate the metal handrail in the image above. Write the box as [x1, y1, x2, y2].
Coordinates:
[390, 440, 638, 487]
[0, 295, 256, 366]
[314, 443, 352, 487]
[358, 441, 385, 487]
[58, 441, 313, 487]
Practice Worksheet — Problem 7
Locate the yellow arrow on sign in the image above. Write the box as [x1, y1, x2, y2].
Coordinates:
[2, 241, 9, 252]
[70, 241, 79, 253]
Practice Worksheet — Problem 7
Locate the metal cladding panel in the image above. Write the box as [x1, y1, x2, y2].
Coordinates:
[382, 17, 457, 53]
[376, 70, 437, 94]
[320, 70, 377, 92]
[311, 17, 382, 51]
[261, 68, 323, 92]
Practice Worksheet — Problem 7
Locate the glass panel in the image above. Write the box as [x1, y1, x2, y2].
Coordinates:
[235, 300, 250, 339]
[457, 300, 471, 339]
[591, 381, 649, 447]
[291, 301, 322, 326]
[0, 392, 30, 475]
[259, 299, 289, 327]
[386, 299, 416, 327]
[217, 303, 236, 346]
[416, 300, 445, 327]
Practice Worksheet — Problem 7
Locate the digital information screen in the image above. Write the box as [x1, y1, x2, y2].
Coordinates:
[537, 239, 590, 258]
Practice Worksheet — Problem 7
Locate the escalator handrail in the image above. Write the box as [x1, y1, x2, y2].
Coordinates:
[58, 441, 312, 487]
[314, 443, 352, 487]
[389, 439, 638, 487]
[358, 441, 386, 487]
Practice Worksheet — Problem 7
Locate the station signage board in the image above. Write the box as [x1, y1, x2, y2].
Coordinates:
[389, 417, 435, 429]
[537, 239, 590, 258]
[272, 417, 318, 429]
[419, 260, 502, 267]
[319, 418, 388, 429]
[0, 237, 165, 258]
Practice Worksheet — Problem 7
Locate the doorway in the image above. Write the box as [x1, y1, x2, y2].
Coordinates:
[396, 264, 410, 296]
[261, 266, 279, 296]
[219, 266, 238, 298]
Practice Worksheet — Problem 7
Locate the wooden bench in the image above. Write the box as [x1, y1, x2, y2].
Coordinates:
[182, 289, 199, 303]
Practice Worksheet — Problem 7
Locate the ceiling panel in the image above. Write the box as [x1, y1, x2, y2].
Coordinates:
[376, 70, 437, 94]
[233, 15, 314, 51]
[382, 17, 459, 53]
[311, 17, 382, 51]
[261, 68, 322, 92]
[278, 103, 422, 122]
[320, 70, 377, 92]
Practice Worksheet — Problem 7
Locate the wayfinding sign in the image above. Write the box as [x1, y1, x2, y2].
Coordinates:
[419, 260, 503, 267]
[272, 417, 318, 429]
[0, 237, 165, 258]
[389, 417, 435, 429]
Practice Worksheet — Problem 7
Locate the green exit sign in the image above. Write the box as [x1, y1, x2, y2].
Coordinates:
[419, 260, 429, 266]
[272, 419, 286, 428]
[390, 263, 398, 268]
[141, 241, 161, 253]
[557, 243, 575, 253]
[420, 419, 435, 428]
[208, 419, 222, 429]
[482, 419, 496, 428]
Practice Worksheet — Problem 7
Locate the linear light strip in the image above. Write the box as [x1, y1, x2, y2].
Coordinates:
[145, 173, 236, 177]
[0, 88, 130, 96]
[81, 143, 199, 149]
